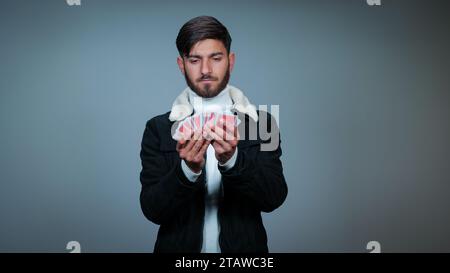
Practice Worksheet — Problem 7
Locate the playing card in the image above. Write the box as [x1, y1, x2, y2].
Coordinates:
[217, 113, 240, 127]
[172, 111, 241, 141]
[193, 114, 201, 131]
[203, 112, 215, 128]
[172, 116, 193, 141]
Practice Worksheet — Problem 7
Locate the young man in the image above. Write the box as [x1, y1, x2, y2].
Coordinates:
[139, 16, 287, 253]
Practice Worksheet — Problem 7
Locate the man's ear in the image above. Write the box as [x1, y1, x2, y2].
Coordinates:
[177, 56, 185, 75]
[228, 52, 235, 73]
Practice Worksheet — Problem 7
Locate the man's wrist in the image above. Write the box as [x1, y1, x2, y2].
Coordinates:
[218, 147, 238, 171]
[181, 160, 202, 182]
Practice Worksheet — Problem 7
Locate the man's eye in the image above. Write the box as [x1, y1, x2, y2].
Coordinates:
[189, 59, 199, 64]
[213, 58, 221, 61]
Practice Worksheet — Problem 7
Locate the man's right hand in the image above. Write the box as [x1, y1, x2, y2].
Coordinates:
[176, 130, 211, 173]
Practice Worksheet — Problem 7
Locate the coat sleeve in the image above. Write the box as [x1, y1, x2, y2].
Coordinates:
[139, 118, 205, 225]
[219, 114, 288, 213]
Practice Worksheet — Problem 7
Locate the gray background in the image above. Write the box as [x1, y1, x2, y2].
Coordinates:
[1, 0, 449, 252]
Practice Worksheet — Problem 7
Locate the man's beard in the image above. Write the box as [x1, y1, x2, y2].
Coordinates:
[184, 67, 230, 98]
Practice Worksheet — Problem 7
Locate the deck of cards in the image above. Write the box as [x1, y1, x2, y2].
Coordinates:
[172, 112, 241, 141]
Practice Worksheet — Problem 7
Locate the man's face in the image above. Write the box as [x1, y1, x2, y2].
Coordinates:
[177, 39, 235, 98]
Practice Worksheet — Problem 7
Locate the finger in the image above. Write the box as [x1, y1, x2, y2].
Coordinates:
[192, 139, 205, 154]
[213, 124, 235, 142]
[178, 138, 186, 145]
[207, 128, 232, 151]
[183, 130, 200, 152]
[176, 141, 183, 152]
[195, 140, 211, 160]
[177, 132, 192, 153]
[214, 119, 225, 140]
[217, 119, 238, 139]
[178, 131, 191, 146]
[212, 140, 226, 154]
[204, 124, 220, 141]
[204, 125, 227, 144]
[189, 133, 206, 155]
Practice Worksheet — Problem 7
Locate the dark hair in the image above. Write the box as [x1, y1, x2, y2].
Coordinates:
[176, 16, 232, 57]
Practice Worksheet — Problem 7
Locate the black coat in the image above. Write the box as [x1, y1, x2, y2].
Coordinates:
[139, 110, 288, 253]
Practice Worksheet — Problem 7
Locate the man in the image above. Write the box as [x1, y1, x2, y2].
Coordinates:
[139, 16, 287, 253]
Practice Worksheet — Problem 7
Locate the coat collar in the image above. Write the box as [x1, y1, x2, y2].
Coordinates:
[168, 85, 258, 122]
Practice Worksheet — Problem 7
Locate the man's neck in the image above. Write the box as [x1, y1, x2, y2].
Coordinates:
[188, 85, 233, 113]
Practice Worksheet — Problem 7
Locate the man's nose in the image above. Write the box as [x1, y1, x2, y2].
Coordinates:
[200, 59, 212, 75]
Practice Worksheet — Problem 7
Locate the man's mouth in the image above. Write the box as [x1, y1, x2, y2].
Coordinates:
[199, 78, 216, 82]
